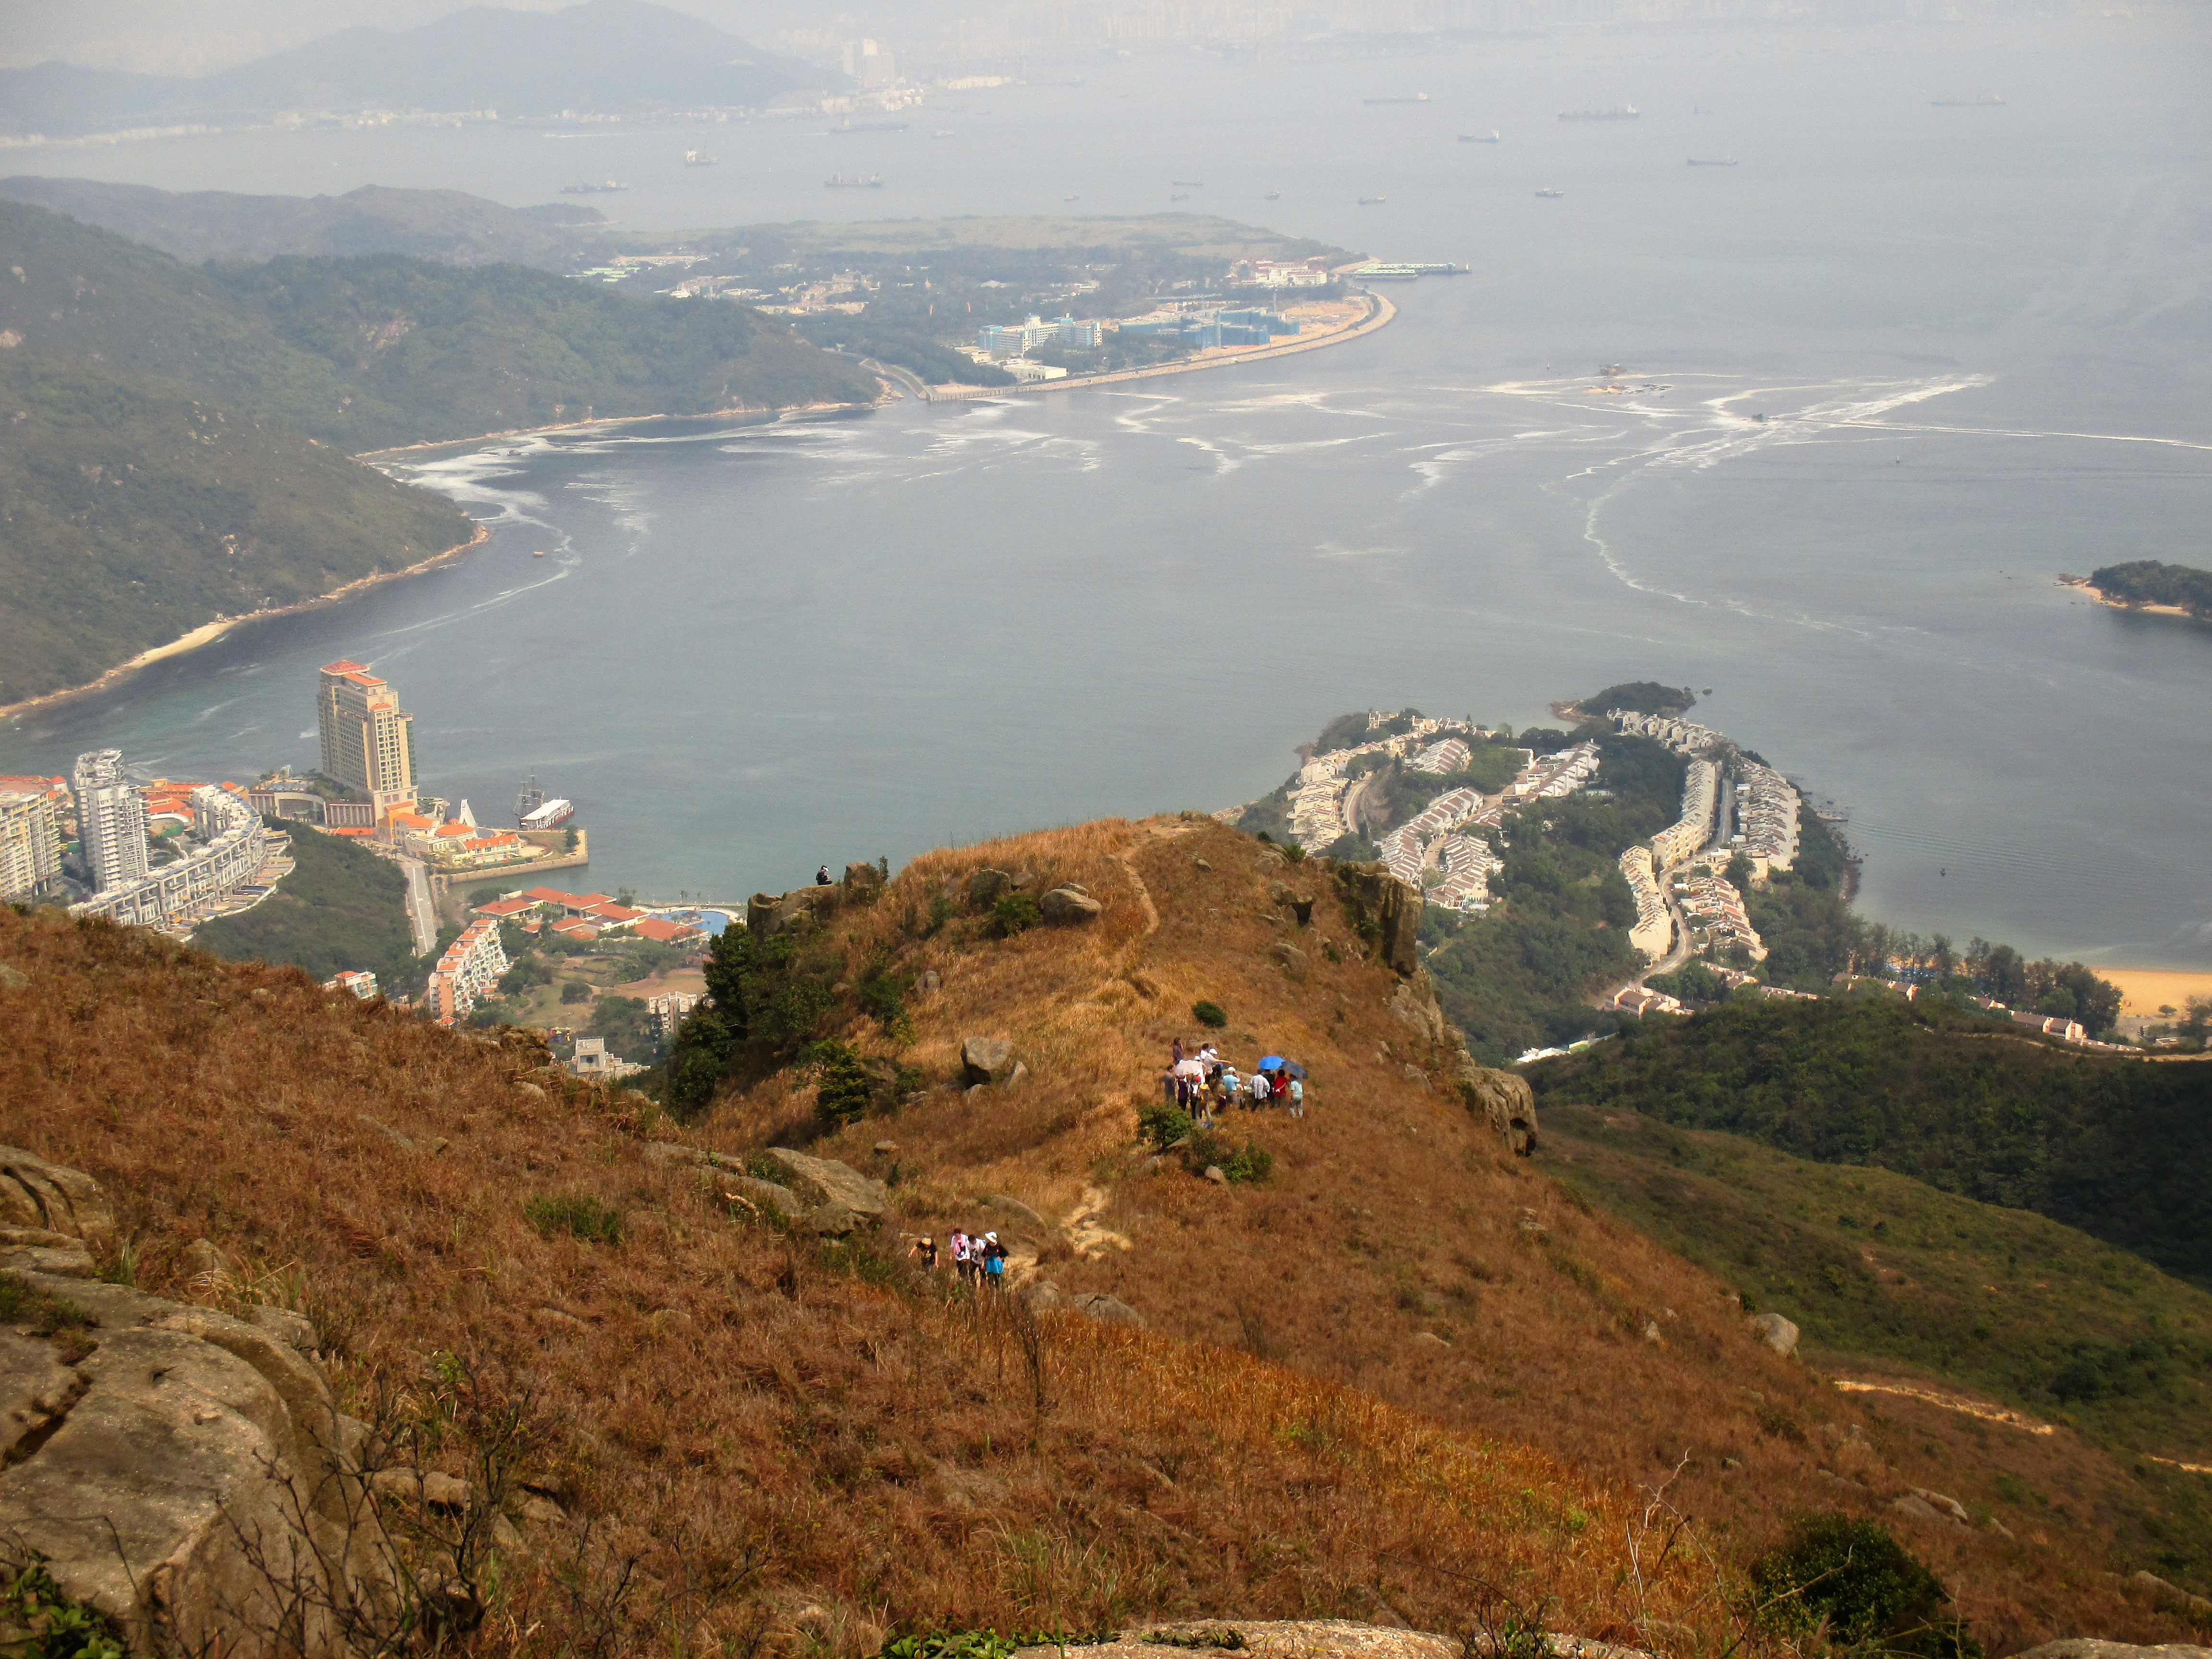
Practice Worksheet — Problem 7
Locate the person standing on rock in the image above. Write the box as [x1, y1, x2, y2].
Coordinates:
[816, 865, 832, 885]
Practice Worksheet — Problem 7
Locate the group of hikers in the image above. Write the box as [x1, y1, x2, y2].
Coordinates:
[1160, 1038, 1305, 1123]
[905, 1227, 1009, 1287]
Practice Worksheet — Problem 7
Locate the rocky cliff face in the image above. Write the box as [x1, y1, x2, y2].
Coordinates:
[2, 1148, 393, 1658]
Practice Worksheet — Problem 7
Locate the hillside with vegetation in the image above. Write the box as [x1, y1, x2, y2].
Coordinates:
[0, 354, 473, 703]
[0, 176, 610, 269]
[2088, 559, 2212, 619]
[1527, 997, 2212, 1281]
[4, 817, 2209, 1654]
[191, 820, 424, 994]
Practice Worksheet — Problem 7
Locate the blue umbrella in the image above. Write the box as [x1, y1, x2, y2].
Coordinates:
[1260, 1054, 1285, 1070]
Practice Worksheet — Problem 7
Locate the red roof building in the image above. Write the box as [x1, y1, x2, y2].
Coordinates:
[632, 917, 702, 945]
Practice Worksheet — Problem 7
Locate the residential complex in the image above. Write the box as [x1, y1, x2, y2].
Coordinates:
[1678, 872, 1765, 962]
[1735, 761, 1801, 877]
[316, 659, 418, 818]
[0, 778, 66, 902]
[976, 313, 1101, 356]
[70, 775, 274, 933]
[427, 917, 510, 1022]
[72, 750, 151, 892]
[325, 970, 380, 999]
[1651, 759, 1722, 868]
[1618, 846, 1671, 959]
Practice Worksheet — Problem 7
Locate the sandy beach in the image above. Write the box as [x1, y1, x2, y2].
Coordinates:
[2057, 577, 2205, 621]
[0, 523, 490, 725]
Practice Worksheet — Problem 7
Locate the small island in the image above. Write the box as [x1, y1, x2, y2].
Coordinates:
[2061, 559, 2212, 620]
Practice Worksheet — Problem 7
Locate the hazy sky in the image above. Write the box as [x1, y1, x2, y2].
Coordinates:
[0, 0, 598, 73]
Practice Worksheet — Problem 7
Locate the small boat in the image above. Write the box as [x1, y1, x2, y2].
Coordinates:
[1172, 179, 1204, 187]
[1263, 190, 1280, 200]
[1686, 157, 1737, 166]
[1364, 93, 1430, 105]
[1535, 188, 1565, 198]
[1930, 93, 2004, 106]
[1459, 130, 1503, 143]
[560, 180, 628, 194]
[684, 150, 715, 166]
[532, 549, 547, 558]
[1357, 195, 1387, 205]
[1063, 194, 1080, 202]
[825, 172, 885, 188]
[932, 129, 955, 138]
[1170, 192, 1190, 202]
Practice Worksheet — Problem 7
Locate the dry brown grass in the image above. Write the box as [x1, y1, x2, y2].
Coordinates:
[1, 898, 1712, 1659]
[6, 813, 2202, 1658]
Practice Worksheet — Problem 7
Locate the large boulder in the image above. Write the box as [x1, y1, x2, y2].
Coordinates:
[1334, 864, 1422, 977]
[1455, 1059, 1539, 1156]
[759, 1148, 887, 1219]
[967, 868, 1013, 905]
[961, 1036, 1018, 1085]
[2012, 1646, 2212, 1659]
[1389, 975, 1450, 1046]
[1268, 881, 1315, 926]
[1040, 887, 1103, 925]
[0, 1144, 116, 1248]
[1748, 1312, 1801, 1356]
[0, 1154, 395, 1658]
[843, 862, 884, 896]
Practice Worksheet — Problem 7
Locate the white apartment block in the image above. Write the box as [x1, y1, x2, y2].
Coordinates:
[72, 749, 151, 893]
[71, 784, 268, 931]
[428, 917, 509, 1022]
[0, 788, 64, 902]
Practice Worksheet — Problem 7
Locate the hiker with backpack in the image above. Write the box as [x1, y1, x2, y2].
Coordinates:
[981, 1231, 1008, 1289]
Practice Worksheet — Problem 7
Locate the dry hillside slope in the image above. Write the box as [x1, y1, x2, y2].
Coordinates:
[696, 816, 2208, 1656]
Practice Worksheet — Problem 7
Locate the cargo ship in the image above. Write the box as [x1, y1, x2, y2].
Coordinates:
[1459, 130, 1503, 143]
[520, 797, 575, 832]
[560, 180, 629, 193]
[1535, 187, 1565, 198]
[1364, 93, 1430, 104]
[825, 172, 885, 188]
[1558, 106, 1637, 120]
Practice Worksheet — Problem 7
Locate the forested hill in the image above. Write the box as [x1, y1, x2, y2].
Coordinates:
[0, 202, 877, 451]
[0, 355, 472, 704]
[2090, 559, 2212, 619]
[0, 177, 608, 270]
[1527, 995, 2212, 1283]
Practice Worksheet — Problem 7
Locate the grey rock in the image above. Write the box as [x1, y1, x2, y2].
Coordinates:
[1389, 978, 1450, 1045]
[1334, 863, 1422, 976]
[1643, 1321, 1664, 1344]
[1041, 886, 1104, 925]
[967, 868, 1013, 905]
[182, 1237, 232, 1283]
[1456, 1053, 1539, 1156]
[1067, 1292, 1146, 1327]
[961, 1036, 1018, 1086]
[1269, 882, 1316, 926]
[247, 1305, 319, 1352]
[1023, 1279, 1065, 1311]
[1722, 1458, 1743, 1472]
[1272, 941, 1310, 982]
[1890, 1494, 1954, 1527]
[798, 1203, 861, 1238]
[722, 1175, 802, 1215]
[519, 1494, 566, 1527]
[1003, 1060, 1030, 1090]
[0, 1144, 116, 1245]
[1192, 858, 1213, 871]
[1913, 1487, 1971, 1524]
[1010, 870, 1039, 891]
[912, 970, 941, 995]
[372, 1468, 472, 1511]
[1204, 1166, 1229, 1186]
[982, 1194, 1047, 1233]
[872, 1141, 899, 1155]
[0, 963, 26, 990]
[2011, 1645, 2212, 1659]
[1748, 1312, 1800, 1356]
[2132, 1572, 2212, 1617]
[760, 1148, 887, 1218]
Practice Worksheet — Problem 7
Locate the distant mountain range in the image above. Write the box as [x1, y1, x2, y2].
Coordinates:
[0, 0, 831, 139]
[0, 178, 608, 270]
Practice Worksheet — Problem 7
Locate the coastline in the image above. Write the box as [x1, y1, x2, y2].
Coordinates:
[0, 523, 491, 725]
[351, 397, 880, 463]
[922, 288, 1398, 403]
[2056, 577, 2203, 622]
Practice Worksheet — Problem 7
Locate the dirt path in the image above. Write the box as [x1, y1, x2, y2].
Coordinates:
[1063, 1184, 1132, 1260]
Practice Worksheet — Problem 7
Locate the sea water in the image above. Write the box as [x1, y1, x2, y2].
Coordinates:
[3, 16, 2208, 964]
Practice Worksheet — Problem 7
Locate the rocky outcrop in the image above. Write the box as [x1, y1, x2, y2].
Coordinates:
[746, 883, 842, 939]
[0, 1149, 395, 1659]
[1334, 863, 1422, 977]
[2131, 1573, 2212, 1617]
[1040, 886, 1102, 925]
[1268, 880, 1315, 927]
[967, 868, 1013, 905]
[1456, 1058, 1539, 1157]
[1748, 1312, 1801, 1356]
[1272, 941, 1310, 983]
[2012, 1645, 2212, 1659]
[961, 1036, 1018, 1086]
[1025, 1282, 1146, 1326]
[842, 862, 883, 896]
[759, 1149, 887, 1219]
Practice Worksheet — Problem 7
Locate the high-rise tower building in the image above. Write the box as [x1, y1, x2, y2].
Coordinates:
[316, 660, 417, 817]
[71, 749, 150, 893]
[0, 784, 64, 902]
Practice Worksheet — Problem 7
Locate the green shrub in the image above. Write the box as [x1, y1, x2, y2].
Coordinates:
[1283, 844, 1307, 864]
[0, 1274, 90, 1336]
[857, 954, 906, 1030]
[992, 893, 1043, 937]
[1138, 1102, 1193, 1151]
[805, 1037, 875, 1128]
[1185, 1130, 1274, 1184]
[1192, 1000, 1228, 1029]
[1753, 1516, 1977, 1658]
[0, 1549, 127, 1659]
[926, 893, 957, 935]
[523, 1195, 624, 1245]
[559, 979, 592, 1004]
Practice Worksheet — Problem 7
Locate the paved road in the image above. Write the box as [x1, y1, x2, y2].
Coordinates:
[398, 855, 436, 957]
